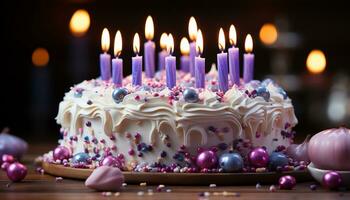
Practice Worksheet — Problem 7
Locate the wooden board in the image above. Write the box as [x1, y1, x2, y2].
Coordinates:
[42, 162, 313, 185]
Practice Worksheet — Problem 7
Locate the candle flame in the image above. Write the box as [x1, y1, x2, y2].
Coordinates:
[188, 17, 198, 41]
[180, 37, 190, 55]
[166, 34, 174, 54]
[145, 15, 154, 40]
[32, 47, 49, 67]
[69, 9, 90, 37]
[196, 29, 203, 55]
[114, 30, 122, 57]
[229, 24, 237, 46]
[160, 33, 168, 50]
[306, 49, 326, 74]
[245, 34, 253, 53]
[133, 33, 140, 54]
[101, 28, 110, 52]
[218, 28, 225, 51]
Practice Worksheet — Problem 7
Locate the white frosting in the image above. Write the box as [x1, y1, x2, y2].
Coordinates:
[56, 71, 298, 167]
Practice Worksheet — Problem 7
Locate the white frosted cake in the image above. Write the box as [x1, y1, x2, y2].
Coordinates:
[53, 66, 298, 171]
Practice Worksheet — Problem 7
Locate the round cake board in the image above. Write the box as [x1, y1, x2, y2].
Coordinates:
[42, 162, 313, 185]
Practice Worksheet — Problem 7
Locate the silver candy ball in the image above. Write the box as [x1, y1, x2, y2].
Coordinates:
[219, 153, 244, 172]
[112, 88, 128, 103]
[183, 88, 199, 103]
[72, 152, 90, 164]
[256, 87, 270, 102]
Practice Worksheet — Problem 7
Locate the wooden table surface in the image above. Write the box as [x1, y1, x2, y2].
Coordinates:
[0, 144, 349, 200]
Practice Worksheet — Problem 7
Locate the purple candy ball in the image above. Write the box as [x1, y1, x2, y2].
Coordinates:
[2, 154, 15, 163]
[53, 146, 71, 161]
[100, 156, 122, 169]
[323, 171, 342, 189]
[279, 175, 296, 190]
[7, 162, 27, 182]
[196, 150, 218, 169]
[248, 147, 269, 167]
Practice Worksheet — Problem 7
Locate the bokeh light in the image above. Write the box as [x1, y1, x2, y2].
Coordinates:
[259, 23, 278, 45]
[32, 48, 49, 67]
[69, 9, 90, 37]
[306, 49, 326, 74]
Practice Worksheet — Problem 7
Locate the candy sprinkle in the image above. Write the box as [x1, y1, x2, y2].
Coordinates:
[122, 183, 127, 187]
[269, 185, 277, 192]
[140, 182, 147, 186]
[114, 192, 120, 196]
[137, 191, 145, 196]
[209, 184, 217, 188]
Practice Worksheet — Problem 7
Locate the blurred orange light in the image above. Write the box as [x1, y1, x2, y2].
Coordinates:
[32, 48, 49, 67]
[259, 23, 278, 45]
[69, 9, 90, 37]
[306, 49, 326, 74]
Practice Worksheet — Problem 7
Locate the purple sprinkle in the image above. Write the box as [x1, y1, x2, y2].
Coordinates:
[87, 100, 93, 105]
[85, 121, 91, 127]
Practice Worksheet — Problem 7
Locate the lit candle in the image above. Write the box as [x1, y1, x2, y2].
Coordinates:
[217, 28, 228, 92]
[195, 29, 205, 88]
[228, 25, 240, 86]
[188, 17, 198, 77]
[132, 33, 142, 86]
[112, 30, 123, 86]
[180, 37, 190, 72]
[100, 28, 111, 81]
[144, 16, 155, 78]
[158, 33, 168, 71]
[165, 34, 176, 88]
[243, 34, 254, 83]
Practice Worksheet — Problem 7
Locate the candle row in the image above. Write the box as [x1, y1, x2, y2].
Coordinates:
[99, 16, 255, 92]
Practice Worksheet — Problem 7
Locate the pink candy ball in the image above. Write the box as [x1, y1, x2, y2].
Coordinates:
[323, 171, 342, 189]
[279, 175, 296, 190]
[7, 162, 27, 182]
[53, 146, 71, 161]
[100, 156, 123, 169]
[248, 147, 269, 168]
[196, 150, 218, 169]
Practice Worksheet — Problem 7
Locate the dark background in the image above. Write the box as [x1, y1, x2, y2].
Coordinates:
[1, 0, 349, 143]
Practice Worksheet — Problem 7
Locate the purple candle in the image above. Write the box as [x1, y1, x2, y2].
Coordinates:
[100, 28, 111, 81]
[188, 17, 198, 77]
[180, 37, 190, 72]
[112, 31, 123, 86]
[165, 34, 176, 88]
[195, 30, 205, 88]
[243, 34, 254, 83]
[158, 33, 168, 71]
[132, 33, 142, 86]
[144, 16, 155, 78]
[228, 25, 240, 86]
[217, 28, 228, 92]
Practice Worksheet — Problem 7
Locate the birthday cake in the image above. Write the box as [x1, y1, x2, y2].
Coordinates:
[51, 65, 298, 172]
[43, 16, 302, 173]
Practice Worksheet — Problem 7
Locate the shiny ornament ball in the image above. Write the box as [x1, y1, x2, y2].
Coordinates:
[219, 153, 243, 172]
[183, 88, 199, 103]
[248, 147, 269, 168]
[53, 146, 71, 161]
[72, 152, 90, 164]
[279, 175, 296, 190]
[256, 87, 270, 101]
[0, 131, 28, 162]
[2, 154, 15, 163]
[6, 162, 27, 182]
[269, 152, 289, 170]
[112, 88, 128, 103]
[196, 150, 218, 169]
[100, 156, 122, 169]
[322, 171, 342, 189]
